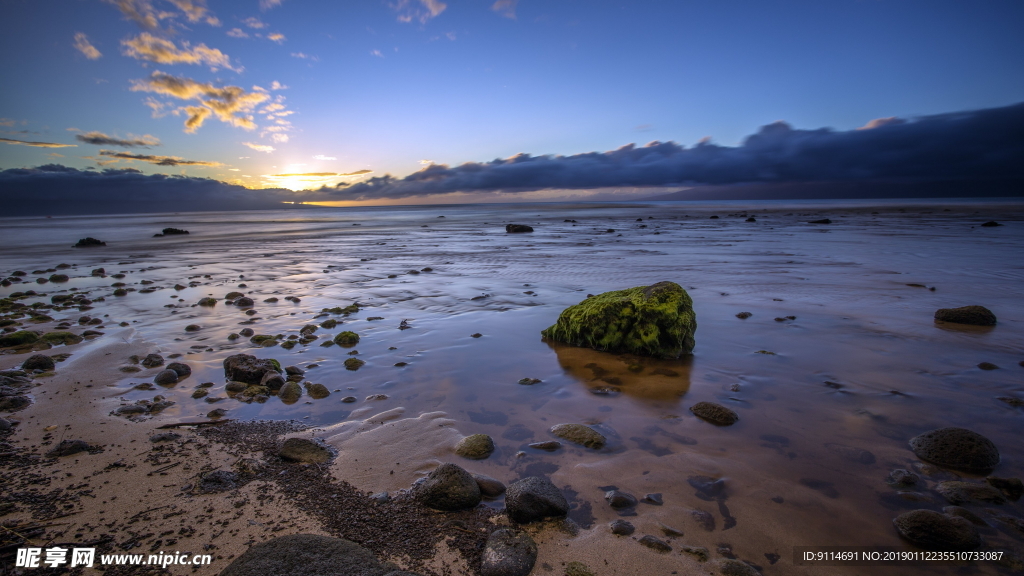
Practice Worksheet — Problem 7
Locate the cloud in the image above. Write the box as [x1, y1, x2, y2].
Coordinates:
[130, 71, 269, 132]
[271, 172, 337, 177]
[242, 17, 267, 29]
[75, 131, 161, 148]
[370, 49, 384, 58]
[122, 33, 239, 71]
[73, 33, 103, 60]
[859, 117, 907, 130]
[105, 0, 163, 31]
[313, 154, 336, 160]
[290, 52, 318, 61]
[243, 142, 275, 153]
[270, 133, 289, 143]
[166, 0, 220, 26]
[270, 81, 287, 90]
[325, 101, 1024, 200]
[267, 32, 286, 43]
[0, 137, 77, 148]
[491, 0, 517, 19]
[227, 28, 249, 38]
[0, 119, 19, 128]
[260, 0, 283, 10]
[0, 164, 325, 216]
[340, 169, 372, 176]
[392, 0, 446, 24]
[98, 150, 222, 166]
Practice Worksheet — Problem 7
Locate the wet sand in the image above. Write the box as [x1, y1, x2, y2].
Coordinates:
[1, 199, 1023, 575]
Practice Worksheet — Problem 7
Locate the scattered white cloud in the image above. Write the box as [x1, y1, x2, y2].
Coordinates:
[242, 17, 267, 29]
[313, 154, 336, 161]
[131, 71, 269, 132]
[243, 142, 275, 153]
[290, 52, 318, 61]
[122, 33, 239, 72]
[491, 0, 518, 19]
[260, 0, 283, 10]
[104, 0, 220, 32]
[270, 80, 288, 90]
[392, 0, 446, 24]
[0, 137, 77, 148]
[73, 33, 103, 60]
[270, 133, 289, 143]
[267, 32, 286, 43]
[227, 28, 249, 38]
[0, 119, 19, 128]
[370, 49, 384, 58]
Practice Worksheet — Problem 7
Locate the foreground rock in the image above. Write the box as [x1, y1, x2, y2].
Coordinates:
[224, 354, 281, 385]
[909, 427, 1000, 472]
[934, 305, 997, 326]
[935, 481, 1006, 505]
[712, 559, 760, 576]
[505, 476, 568, 524]
[413, 463, 481, 511]
[73, 237, 106, 247]
[220, 533, 413, 576]
[22, 354, 54, 371]
[549, 423, 605, 449]
[473, 473, 507, 497]
[505, 224, 534, 233]
[280, 438, 332, 463]
[892, 510, 981, 551]
[689, 401, 738, 426]
[455, 434, 495, 459]
[480, 529, 537, 576]
[541, 281, 696, 358]
[46, 439, 93, 457]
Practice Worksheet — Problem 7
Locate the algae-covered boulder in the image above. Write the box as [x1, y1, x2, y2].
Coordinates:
[455, 434, 495, 459]
[0, 331, 39, 347]
[541, 281, 695, 359]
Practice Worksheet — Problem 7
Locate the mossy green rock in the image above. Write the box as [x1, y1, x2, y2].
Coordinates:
[541, 281, 696, 359]
[550, 423, 605, 449]
[455, 434, 495, 459]
[334, 331, 359, 346]
[41, 331, 84, 346]
[279, 382, 302, 403]
[0, 330, 39, 347]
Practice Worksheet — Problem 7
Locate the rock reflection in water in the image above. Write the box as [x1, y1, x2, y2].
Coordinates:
[547, 340, 692, 401]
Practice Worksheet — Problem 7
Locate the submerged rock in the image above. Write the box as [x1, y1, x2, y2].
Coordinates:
[413, 463, 481, 511]
[280, 438, 331, 463]
[141, 353, 164, 368]
[305, 383, 330, 399]
[455, 434, 495, 459]
[638, 535, 672, 552]
[909, 427, 1000, 472]
[893, 509, 980, 551]
[987, 477, 1024, 501]
[167, 362, 192, 378]
[541, 281, 696, 359]
[504, 476, 568, 524]
[480, 529, 537, 576]
[934, 305, 997, 326]
[505, 224, 534, 233]
[0, 331, 39, 347]
[689, 401, 738, 426]
[604, 490, 637, 509]
[935, 481, 1007, 505]
[549, 423, 605, 449]
[279, 382, 302, 403]
[223, 354, 280, 385]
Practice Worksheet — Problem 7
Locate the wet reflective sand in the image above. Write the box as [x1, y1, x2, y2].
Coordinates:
[2, 199, 1022, 574]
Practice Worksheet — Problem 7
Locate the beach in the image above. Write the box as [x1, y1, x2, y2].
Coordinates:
[2, 199, 1023, 575]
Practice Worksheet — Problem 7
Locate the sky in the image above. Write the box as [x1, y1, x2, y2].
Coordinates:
[1, 0, 1023, 209]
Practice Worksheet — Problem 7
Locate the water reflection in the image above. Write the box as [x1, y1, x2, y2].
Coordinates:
[547, 340, 692, 401]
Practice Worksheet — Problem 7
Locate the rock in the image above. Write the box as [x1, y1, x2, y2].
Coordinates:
[0, 396, 28, 412]
[0, 417, 12, 431]
[541, 281, 696, 359]
[162, 227, 189, 235]
[285, 365, 304, 376]
[473, 474, 506, 497]
[235, 297, 255, 307]
[47, 439, 92, 457]
[280, 438, 331, 463]
[909, 427, 1000, 472]
[344, 358, 365, 370]
[563, 561, 594, 576]
[192, 388, 209, 399]
[0, 331, 39, 347]
[935, 481, 1007, 505]
[690, 509, 715, 531]
[659, 523, 684, 537]
[886, 469, 920, 488]
[198, 470, 238, 493]
[40, 331, 83, 346]
[141, 353, 164, 368]
[223, 354, 280, 385]
[892, 509, 981, 551]
[198, 297, 217, 306]
[279, 382, 302, 403]
[735, 312, 752, 319]
[455, 434, 495, 459]
[942, 506, 988, 526]
[808, 218, 832, 224]
[934, 305, 997, 326]
[370, 492, 390, 504]
[22, 354, 55, 371]
[184, 324, 201, 332]
[154, 369, 179, 385]
[260, 371, 286, 391]
[643, 493, 663, 505]
[689, 401, 739, 426]
[150, 432, 181, 442]
[334, 331, 360, 346]
[207, 408, 228, 418]
[980, 221, 1002, 227]
[681, 546, 710, 562]
[167, 362, 192, 378]
[73, 237, 106, 247]
[305, 383, 330, 399]
[549, 423, 605, 449]
[341, 396, 357, 403]
[226, 381, 248, 393]
[978, 362, 999, 370]
[505, 476, 568, 523]
[712, 559, 760, 576]
[480, 529, 537, 576]
[505, 224, 534, 233]
[517, 377, 541, 385]
[413, 463, 482, 511]
[638, 535, 671, 552]
[604, 490, 637, 509]
[987, 477, 1024, 501]
[527, 441, 561, 451]
[609, 519, 634, 535]
[219, 534, 395, 576]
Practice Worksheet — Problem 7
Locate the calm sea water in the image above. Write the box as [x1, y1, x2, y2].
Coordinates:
[2, 198, 1022, 574]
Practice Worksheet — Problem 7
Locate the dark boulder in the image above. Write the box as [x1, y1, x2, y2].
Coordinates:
[934, 305, 997, 326]
[504, 476, 568, 524]
[280, 438, 332, 463]
[909, 427, 1000, 472]
[413, 463, 481, 511]
[219, 534, 399, 576]
[162, 227, 190, 235]
[22, 354, 55, 371]
[505, 224, 534, 233]
[689, 401, 738, 426]
[480, 529, 537, 576]
[223, 354, 280, 386]
[73, 237, 106, 247]
[154, 369, 179, 385]
[893, 509, 980, 551]
[167, 362, 192, 378]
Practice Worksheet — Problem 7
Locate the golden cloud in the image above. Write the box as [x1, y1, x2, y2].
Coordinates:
[243, 142, 275, 153]
[271, 172, 338, 177]
[242, 17, 267, 29]
[123, 33, 238, 71]
[0, 137, 77, 148]
[75, 131, 161, 147]
[267, 32, 286, 43]
[98, 149, 222, 166]
[73, 33, 103, 60]
[131, 71, 269, 132]
[105, 0, 219, 32]
[166, 0, 220, 26]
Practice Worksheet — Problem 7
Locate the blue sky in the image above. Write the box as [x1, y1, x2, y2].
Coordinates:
[1, 0, 1022, 196]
